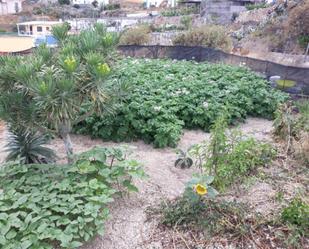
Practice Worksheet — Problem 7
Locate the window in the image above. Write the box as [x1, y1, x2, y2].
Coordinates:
[37, 26, 43, 32]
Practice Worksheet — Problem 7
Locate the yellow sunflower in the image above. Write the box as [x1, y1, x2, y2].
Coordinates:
[195, 184, 207, 196]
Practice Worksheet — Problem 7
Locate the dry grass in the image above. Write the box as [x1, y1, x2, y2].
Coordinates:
[288, 1, 309, 37]
[119, 25, 151, 45]
[294, 132, 309, 164]
[172, 25, 232, 52]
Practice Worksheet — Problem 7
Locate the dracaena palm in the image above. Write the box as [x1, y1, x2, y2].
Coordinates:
[0, 23, 118, 163]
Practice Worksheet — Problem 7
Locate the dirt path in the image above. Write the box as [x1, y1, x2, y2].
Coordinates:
[0, 118, 273, 249]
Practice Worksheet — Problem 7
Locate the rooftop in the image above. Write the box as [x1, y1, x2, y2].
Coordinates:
[17, 20, 63, 26]
[0, 36, 34, 52]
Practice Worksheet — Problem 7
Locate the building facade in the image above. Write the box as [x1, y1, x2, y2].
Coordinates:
[0, 0, 22, 15]
[16, 20, 63, 36]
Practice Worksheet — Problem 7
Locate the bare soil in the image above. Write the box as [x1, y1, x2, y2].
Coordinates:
[0, 118, 306, 249]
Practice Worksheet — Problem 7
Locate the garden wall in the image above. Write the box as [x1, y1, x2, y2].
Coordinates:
[118, 45, 309, 96]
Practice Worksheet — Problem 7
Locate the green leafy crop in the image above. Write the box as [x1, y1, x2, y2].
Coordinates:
[75, 59, 287, 148]
[0, 146, 144, 249]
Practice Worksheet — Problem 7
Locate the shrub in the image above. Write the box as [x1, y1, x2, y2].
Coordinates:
[58, 0, 70, 5]
[172, 25, 232, 51]
[288, 1, 309, 37]
[161, 6, 198, 16]
[150, 24, 185, 32]
[0, 146, 144, 249]
[119, 25, 151, 45]
[32, 7, 43, 15]
[245, 3, 268, 10]
[5, 128, 56, 164]
[180, 15, 192, 30]
[189, 114, 275, 190]
[281, 198, 309, 236]
[273, 100, 309, 164]
[103, 3, 120, 10]
[298, 35, 309, 49]
[74, 59, 287, 148]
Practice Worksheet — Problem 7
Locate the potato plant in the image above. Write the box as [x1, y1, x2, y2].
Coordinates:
[75, 59, 287, 148]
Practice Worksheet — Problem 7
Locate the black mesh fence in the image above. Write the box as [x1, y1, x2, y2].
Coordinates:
[118, 45, 309, 96]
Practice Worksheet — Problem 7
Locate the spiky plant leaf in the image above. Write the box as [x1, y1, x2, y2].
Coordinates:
[5, 128, 56, 164]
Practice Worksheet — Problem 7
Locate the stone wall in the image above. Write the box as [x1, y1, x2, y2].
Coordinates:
[201, 0, 262, 24]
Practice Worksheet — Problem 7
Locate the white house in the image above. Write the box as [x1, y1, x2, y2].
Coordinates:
[0, 0, 23, 15]
[71, 0, 109, 6]
[16, 20, 63, 36]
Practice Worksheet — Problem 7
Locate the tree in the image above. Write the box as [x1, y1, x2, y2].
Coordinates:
[0, 24, 119, 163]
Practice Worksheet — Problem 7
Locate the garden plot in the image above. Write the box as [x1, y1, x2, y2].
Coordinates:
[0, 24, 307, 249]
[0, 118, 271, 249]
[33, 118, 281, 249]
[49, 117, 307, 248]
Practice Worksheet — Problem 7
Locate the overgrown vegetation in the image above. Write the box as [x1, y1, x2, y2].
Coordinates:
[298, 35, 309, 48]
[119, 25, 151, 45]
[288, 1, 309, 42]
[149, 195, 309, 248]
[75, 58, 287, 148]
[102, 3, 120, 10]
[158, 197, 256, 238]
[0, 24, 118, 162]
[281, 198, 309, 238]
[161, 6, 198, 17]
[273, 100, 309, 164]
[173, 25, 232, 51]
[0, 146, 144, 249]
[262, 0, 309, 52]
[189, 114, 275, 190]
[245, 2, 268, 10]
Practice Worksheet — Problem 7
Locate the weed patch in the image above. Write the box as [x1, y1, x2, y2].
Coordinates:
[148, 196, 309, 248]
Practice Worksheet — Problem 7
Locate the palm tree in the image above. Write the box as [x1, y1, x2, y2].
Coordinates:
[0, 24, 119, 163]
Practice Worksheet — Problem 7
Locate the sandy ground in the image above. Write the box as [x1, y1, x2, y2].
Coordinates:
[0, 118, 276, 249]
[0, 36, 34, 53]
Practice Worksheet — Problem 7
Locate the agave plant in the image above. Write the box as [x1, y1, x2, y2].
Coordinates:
[5, 128, 56, 164]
